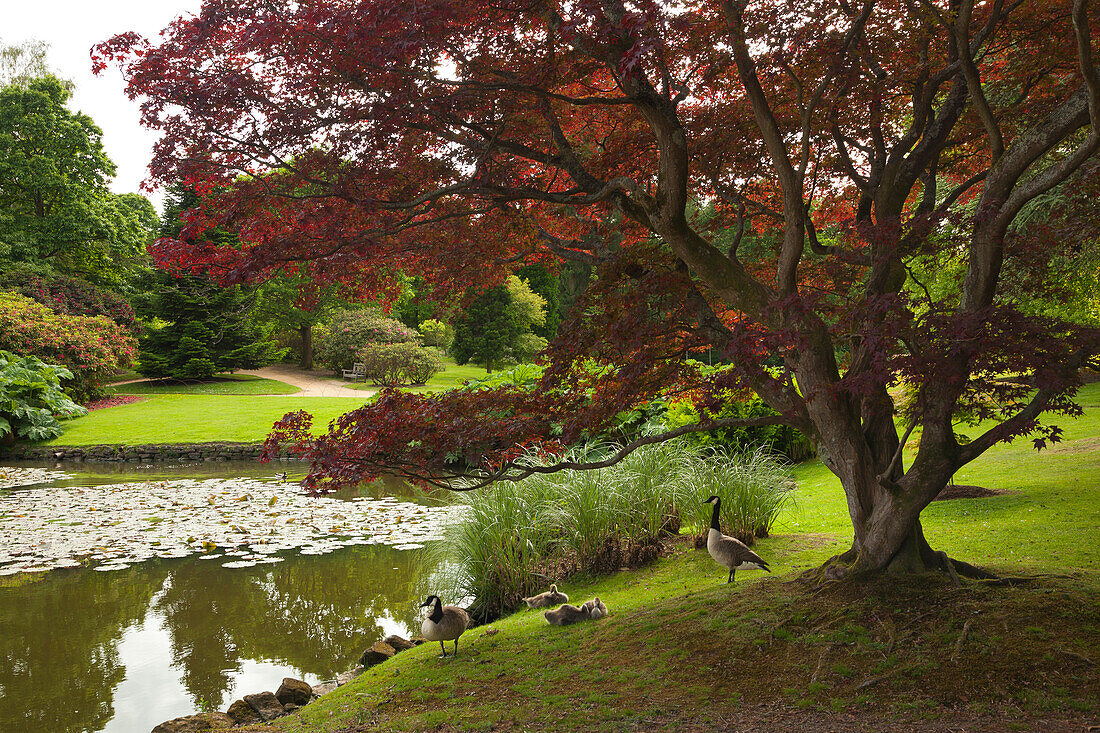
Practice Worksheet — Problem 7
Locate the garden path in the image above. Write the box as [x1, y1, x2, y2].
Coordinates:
[238, 364, 377, 397]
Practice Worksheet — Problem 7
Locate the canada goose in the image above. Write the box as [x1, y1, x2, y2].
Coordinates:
[419, 595, 471, 657]
[543, 603, 589, 626]
[702, 495, 771, 583]
[522, 584, 569, 609]
[582, 596, 609, 619]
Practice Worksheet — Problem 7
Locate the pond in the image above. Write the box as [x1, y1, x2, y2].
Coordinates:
[0, 461, 458, 733]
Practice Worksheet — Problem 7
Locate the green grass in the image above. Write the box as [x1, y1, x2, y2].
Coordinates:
[345, 357, 489, 394]
[47, 395, 369, 445]
[109, 374, 300, 396]
[782, 381, 1100, 573]
[241, 383, 1100, 733]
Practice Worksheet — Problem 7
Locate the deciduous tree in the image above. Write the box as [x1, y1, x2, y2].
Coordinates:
[0, 76, 156, 286]
[100, 0, 1100, 578]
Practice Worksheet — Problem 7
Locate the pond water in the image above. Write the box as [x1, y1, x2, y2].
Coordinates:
[0, 462, 456, 733]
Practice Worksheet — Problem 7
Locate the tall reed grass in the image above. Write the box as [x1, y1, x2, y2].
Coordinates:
[683, 446, 794, 544]
[431, 441, 793, 619]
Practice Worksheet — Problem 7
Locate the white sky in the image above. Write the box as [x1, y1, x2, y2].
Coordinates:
[3, 0, 205, 211]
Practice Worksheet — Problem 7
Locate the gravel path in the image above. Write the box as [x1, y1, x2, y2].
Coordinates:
[238, 363, 377, 397]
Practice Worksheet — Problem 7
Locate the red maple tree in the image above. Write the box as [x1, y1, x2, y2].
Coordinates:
[97, 0, 1100, 577]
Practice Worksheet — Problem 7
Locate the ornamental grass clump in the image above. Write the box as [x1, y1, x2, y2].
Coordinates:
[684, 446, 794, 545]
[434, 475, 561, 621]
[436, 441, 717, 618]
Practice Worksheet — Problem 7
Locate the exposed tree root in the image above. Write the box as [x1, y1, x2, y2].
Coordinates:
[800, 546, 1001, 589]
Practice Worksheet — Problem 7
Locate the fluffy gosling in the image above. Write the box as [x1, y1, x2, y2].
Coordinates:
[582, 596, 609, 619]
[522, 583, 569, 609]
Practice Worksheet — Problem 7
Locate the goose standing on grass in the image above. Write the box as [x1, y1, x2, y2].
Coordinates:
[419, 595, 471, 657]
[702, 495, 771, 584]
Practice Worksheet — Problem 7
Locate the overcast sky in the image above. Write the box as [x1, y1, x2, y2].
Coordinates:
[4, 1, 205, 211]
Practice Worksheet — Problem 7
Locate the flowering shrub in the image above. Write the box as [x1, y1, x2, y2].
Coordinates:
[0, 292, 137, 402]
[357, 342, 444, 386]
[0, 351, 87, 443]
[315, 307, 418, 374]
[0, 268, 136, 326]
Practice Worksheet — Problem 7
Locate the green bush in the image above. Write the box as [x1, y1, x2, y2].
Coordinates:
[357, 342, 444, 386]
[434, 441, 789, 619]
[662, 394, 815, 462]
[417, 319, 454, 350]
[315, 307, 418, 374]
[0, 351, 87, 442]
[0, 292, 136, 402]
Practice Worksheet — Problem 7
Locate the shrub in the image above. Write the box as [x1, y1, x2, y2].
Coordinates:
[0, 351, 87, 442]
[357, 342, 444, 386]
[0, 268, 136, 326]
[460, 363, 546, 391]
[512, 332, 548, 362]
[0, 292, 137, 402]
[662, 394, 815, 462]
[417, 319, 454, 350]
[434, 441, 789, 619]
[315, 307, 418, 374]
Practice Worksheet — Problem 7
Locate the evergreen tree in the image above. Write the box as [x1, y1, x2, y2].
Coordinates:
[134, 186, 283, 380]
[451, 285, 516, 372]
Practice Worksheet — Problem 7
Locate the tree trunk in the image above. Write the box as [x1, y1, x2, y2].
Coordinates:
[299, 324, 313, 370]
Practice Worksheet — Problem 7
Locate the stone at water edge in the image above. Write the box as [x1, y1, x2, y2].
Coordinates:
[150, 711, 235, 732]
[225, 698, 262, 724]
[311, 681, 338, 698]
[383, 634, 418, 651]
[359, 640, 396, 667]
[275, 676, 312, 707]
[336, 666, 364, 685]
[243, 691, 286, 721]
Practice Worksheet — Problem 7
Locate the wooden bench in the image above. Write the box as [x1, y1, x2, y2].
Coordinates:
[342, 362, 366, 381]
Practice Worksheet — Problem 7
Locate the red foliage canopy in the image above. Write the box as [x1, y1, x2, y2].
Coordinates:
[99, 0, 1100, 572]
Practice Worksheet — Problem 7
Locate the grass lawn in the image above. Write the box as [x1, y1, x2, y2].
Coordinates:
[109, 373, 300, 396]
[240, 384, 1100, 733]
[47, 395, 369, 445]
[345, 357, 490, 394]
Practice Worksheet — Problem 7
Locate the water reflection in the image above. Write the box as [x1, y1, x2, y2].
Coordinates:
[0, 531, 438, 733]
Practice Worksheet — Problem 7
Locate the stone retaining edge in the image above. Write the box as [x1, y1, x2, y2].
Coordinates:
[0, 442, 302, 463]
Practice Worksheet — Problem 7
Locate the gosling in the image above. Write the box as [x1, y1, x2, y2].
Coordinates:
[522, 584, 569, 609]
[419, 595, 471, 657]
[582, 596, 609, 619]
[543, 603, 589, 626]
[702, 495, 771, 584]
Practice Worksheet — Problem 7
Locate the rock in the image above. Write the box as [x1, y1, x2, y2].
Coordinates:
[275, 677, 312, 706]
[150, 712, 233, 732]
[359, 641, 395, 667]
[311, 681, 338, 698]
[383, 634, 417, 652]
[244, 691, 286, 721]
[225, 699, 262, 725]
[206, 712, 234, 728]
[283, 703, 300, 714]
[336, 666, 364, 685]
